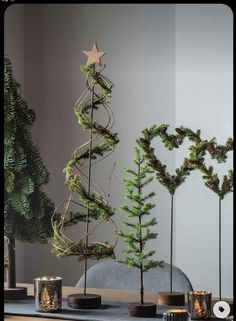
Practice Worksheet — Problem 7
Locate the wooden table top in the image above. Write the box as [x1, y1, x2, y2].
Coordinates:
[4, 284, 233, 321]
[4, 283, 161, 321]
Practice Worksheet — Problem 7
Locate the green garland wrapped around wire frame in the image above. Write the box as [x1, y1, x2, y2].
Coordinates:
[50, 62, 119, 263]
[137, 124, 203, 300]
[188, 134, 233, 302]
[138, 124, 233, 302]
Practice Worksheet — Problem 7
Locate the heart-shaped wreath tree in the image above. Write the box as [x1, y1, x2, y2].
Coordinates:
[188, 135, 233, 301]
[138, 124, 233, 304]
[138, 124, 202, 304]
[50, 43, 119, 309]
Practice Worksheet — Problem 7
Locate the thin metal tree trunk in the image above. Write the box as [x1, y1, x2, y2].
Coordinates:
[138, 161, 144, 305]
[7, 236, 16, 288]
[83, 66, 95, 297]
[170, 194, 174, 293]
[219, 197, 222, 301]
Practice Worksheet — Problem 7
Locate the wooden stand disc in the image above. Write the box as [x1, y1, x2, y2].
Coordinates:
[67, 293, 101, 309]
[212, 298, 234, 316]
[157, 291, 185, 306]
[4, 287, 27, 300]
[128, 302, 156, 317]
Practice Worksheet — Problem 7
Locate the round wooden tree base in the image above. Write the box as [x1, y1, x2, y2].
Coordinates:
[4, 287, 27, 300]
[128, 302, 156, 317]
[212, 299, 234, 316]
[157, 292, 185, 306]
[67, 293, 101, 309]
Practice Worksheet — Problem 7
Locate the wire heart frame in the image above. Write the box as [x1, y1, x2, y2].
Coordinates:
[138, 124, 233, 298]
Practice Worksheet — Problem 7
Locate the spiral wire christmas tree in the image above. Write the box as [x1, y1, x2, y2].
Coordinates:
[51, 45, 119, 296]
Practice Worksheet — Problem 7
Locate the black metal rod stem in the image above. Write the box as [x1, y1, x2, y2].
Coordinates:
[219, 197, 222, 301]
[84, 67, 95, 296]
[170, 194, 174, 293]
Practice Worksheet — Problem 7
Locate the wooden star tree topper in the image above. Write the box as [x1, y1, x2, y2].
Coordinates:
[83, 42, 106, 66]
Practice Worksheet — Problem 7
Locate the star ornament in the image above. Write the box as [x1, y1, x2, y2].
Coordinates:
[83, 42, 106, 66]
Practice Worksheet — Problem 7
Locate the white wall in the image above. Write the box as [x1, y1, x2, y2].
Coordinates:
[4, 4, 233, 298]
[175, 4, 233, 298]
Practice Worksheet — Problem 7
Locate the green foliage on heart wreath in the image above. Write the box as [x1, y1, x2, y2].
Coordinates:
[137, 124, 233, 198]
[188, 136, 233, 200]
[50, 64, 119, 261]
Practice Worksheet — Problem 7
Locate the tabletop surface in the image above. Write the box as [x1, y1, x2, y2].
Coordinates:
[4, 283, 168, 321]
[4, 283, 233, 321]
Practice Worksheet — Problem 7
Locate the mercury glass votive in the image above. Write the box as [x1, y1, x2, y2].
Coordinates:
[163, 309, 190, 321]
[188, 291, 211, 320]
[34, 276, 62, 312]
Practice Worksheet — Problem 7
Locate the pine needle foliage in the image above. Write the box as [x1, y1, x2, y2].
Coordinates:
[137, 123, 233, 199]
[4, 56, 55, 243]
[50, 63, 119, 261]
[117, 147, 164, 305]
[137, 124, 202, 195]
[188, 137, 233, 200]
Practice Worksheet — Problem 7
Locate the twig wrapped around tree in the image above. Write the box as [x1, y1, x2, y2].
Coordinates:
[50, 63, 119, 261]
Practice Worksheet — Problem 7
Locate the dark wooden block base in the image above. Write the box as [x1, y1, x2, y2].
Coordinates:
[4, 287, 27, 300]
[128, 302, 156, 317]
[67, 293, 101, 309]
[212, 298, 234, 316]
[157, 291, 185, 306]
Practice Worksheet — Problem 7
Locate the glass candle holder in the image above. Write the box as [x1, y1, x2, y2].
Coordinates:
[163, 309, 190, 321]
[188, 291, 211, 320]
[34, 276, 62, 312]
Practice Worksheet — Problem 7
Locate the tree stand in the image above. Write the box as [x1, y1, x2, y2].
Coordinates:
[157, 291, 185, 306]
[4, 288, 27, 300]
[4, 238, 27, 300]
[67, 293, 101, 309]
[128, 302, 156, 317]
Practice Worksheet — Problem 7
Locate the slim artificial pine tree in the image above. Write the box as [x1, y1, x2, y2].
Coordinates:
[4, 56, 55, 299]
[118, 146, 163, 317]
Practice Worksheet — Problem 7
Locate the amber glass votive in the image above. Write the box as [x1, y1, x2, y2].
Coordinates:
[34, 276, 62, 312]
[188, 291, 211, 319]
[163, 309, 190, 321]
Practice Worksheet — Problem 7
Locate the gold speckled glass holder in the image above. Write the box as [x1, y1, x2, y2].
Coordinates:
[188, 291, 211, 320]
[34, 276, 62, 312]
[163, 309, 190, 321]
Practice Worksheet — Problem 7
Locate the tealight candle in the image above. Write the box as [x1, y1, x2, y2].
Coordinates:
[34, 276, 62, 312]
[188, 290, 211, 320]
[163, 309, 190, 321]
